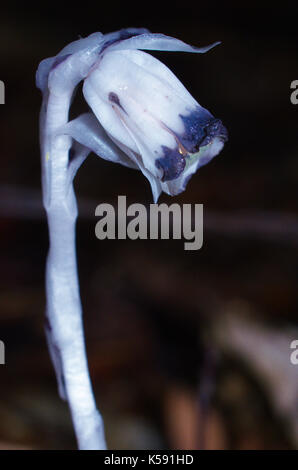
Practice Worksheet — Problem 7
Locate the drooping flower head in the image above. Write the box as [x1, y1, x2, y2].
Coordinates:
[36, 28, 227, 201]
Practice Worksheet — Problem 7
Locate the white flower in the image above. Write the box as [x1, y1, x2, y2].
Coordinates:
[36, 28, 227, 201]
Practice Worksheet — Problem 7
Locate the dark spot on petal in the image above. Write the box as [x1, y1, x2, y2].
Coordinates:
[177, 107, 228, 153]
[178, 107, 213, 152]
[155, 146, 186, 182]
[108, 92, 127, 114]
[199, 118, 228, 147]
[108, 92, 121, 106]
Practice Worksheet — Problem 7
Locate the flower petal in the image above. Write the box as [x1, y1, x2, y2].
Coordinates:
[83, 77, 140, 153]
[161, 136, 225, 196]
[36, 29, 150, 93]
[57, 32, 104, 56]
[58, 112, 137, 169]
[107, 32, 220, 54]
[89, 49, 197, 134]
[104, 49, 198, 110]
[105, 131, 163, 203]
[58, 28, 149, 56]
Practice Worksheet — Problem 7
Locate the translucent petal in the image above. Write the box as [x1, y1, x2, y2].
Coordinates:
[57, 32, 104, 56]
[83, 78, 140, 153]
[106, 132, 163, 202]
[105, 49, 198, 109]
[108, 32, 220, 55]
[36, 29, 150, 93]
[58, 28, 149, 56]
[87, 50, 196, 135]
[58, 112, 137, 169]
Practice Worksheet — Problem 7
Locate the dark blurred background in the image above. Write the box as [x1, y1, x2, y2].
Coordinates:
[0, 1, 297, 449]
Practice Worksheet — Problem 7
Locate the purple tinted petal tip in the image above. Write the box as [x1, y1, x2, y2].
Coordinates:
[156, 146, 186, 181]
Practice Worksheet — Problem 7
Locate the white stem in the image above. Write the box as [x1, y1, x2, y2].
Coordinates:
[41, 90, 106, 450]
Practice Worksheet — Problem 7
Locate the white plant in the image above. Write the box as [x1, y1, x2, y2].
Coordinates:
[36, 27, 227, 450]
